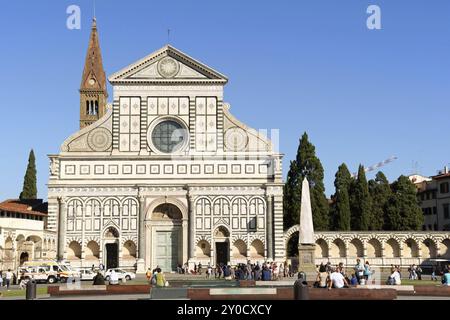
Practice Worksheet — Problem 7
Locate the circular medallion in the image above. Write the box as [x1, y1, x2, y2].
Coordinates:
[89, 78, 96, 86]
[224, 128, 248, 151]
[88, 128, 112, 152]
[157, 57, 180, 78]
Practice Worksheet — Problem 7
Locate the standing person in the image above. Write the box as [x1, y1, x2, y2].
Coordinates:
[364, 261, 372, 283]
[206, 264, 212, 279]
[5, 269, 13, 291]
[198, 262, 203, 275]
[0, 271, 3, 288]
[417, 266, 422, 280]
[432, 265, 438, 281]
[354, 259, 364, 284]
[155, 268, 166, 288]
[194, 263, 197, 275]
[279, 263, 285, 279]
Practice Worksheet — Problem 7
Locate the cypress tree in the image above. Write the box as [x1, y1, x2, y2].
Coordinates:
[283, 133, 329, 231]
[20, 149, 37, 200]
[385, 175, 423, 231]
[350, 165, 372, 231]
[368, 171, 391, 230]
[331, 163, 352, 231]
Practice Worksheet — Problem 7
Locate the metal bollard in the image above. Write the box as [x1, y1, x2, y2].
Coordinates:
[294, 271, 309, 300]
[26, 280, 37, 300]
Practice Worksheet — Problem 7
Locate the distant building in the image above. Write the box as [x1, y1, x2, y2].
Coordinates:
[410, 167, 450, 231]
[0, 200, 56, 271]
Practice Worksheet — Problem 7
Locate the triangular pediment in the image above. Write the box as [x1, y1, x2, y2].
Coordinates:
[109, 45, 228, 84]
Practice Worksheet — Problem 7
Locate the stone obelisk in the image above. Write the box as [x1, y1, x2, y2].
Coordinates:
[298, 178, 316, 274]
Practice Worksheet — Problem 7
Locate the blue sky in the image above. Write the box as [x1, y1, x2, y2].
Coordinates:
[0, 0, 449, 200]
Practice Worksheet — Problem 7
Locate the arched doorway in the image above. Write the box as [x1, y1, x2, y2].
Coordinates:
[151, 203, 183, 272]
[20, 252, 29, 266]
[104, 227, 119, 269]
[214, 226, 230, 266]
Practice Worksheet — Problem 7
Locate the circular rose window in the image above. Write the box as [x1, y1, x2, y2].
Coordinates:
[151, 120, 187, 153]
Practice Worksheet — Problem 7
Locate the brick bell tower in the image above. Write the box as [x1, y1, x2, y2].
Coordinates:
[79, 18, 108, 129]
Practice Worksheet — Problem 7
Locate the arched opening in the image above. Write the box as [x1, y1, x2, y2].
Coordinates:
[367, 239, 382, 258]
[330, 239, 346, 258]
[315, 239, 329, 258]
[421, 239, 437, 259]
[214, 226, 230, 266]
[152, 203, 183, 272]
[123, 241, 137, 259]
[152, 204, 183, 221]
[85, 241, 100, 260]
[67, 241, 82, 260]
[196, 240, 211, 258]
[20, 252, 29, 266]
[440, 239, 450, 258]
[104, 227, 119, 269]
[404, 239, 419, 258]
[232, 240, 247, 259]
[249, 240, 264, 260]
[27, 236, 43, 260]
[348, 239, 364, 258]
[286, 232, 299, 258]
[385, 239, 400, 258]
[4, 237, 13, 261]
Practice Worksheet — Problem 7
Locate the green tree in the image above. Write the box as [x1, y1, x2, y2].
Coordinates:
[349, 165, 372, 231]
[331, 163, 352, 231]
[20, 149, 37, 200]
[283, 133, 329, 231]
[385, 175, 423, 231]
[368, 172, 391, 230]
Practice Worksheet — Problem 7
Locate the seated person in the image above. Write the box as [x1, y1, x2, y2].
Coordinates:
[350, 274, 358, 286]
[315, 264, 328, 288]
[387, 269, 401, 285]
[328, 267, 349, 289]
[93, 272, 106, 285]
[442, 268, 450, 287]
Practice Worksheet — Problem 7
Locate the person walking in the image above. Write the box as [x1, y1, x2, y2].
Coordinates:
[0, 271, 3, 288]
[354, 259, 364, 285]
[363, 261, 372, 283]
[5, 269, 13, 291]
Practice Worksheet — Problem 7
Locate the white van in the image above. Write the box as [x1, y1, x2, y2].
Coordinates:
[20, 261, 80, 284]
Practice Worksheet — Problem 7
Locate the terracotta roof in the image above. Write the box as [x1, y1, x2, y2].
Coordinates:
[0, 200, 48, 217]
[433, 173, 450, 180]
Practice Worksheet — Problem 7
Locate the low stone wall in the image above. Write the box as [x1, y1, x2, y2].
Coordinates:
[48, 284, 151, 296]
[187, 287, 397, 300]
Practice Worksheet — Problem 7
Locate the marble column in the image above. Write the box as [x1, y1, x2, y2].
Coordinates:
[136, 195, 146, 273]
[57, 197, 66, 261]
[266, 194, 274, 261]
[188, 192, 195, 262]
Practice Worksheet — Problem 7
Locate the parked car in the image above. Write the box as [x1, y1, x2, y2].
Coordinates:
[104, 268, 135, 281]
[76, 268, 97, 281]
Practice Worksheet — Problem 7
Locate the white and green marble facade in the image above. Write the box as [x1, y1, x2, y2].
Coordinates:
[48, 46, 284, 272]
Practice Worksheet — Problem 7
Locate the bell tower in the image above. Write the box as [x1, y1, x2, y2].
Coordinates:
[79, 18, 108, 129]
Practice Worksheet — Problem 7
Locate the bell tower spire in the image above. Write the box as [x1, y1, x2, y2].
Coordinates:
[79, 18, 108, 129]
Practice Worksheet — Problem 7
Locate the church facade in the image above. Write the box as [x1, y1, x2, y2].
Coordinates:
[47, 20, 284, 272]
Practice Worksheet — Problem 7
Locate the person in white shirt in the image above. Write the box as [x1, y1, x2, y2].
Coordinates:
[5, 270, 13, 291]
[328, 268, 349, 289]
[391, 269, 401, 285]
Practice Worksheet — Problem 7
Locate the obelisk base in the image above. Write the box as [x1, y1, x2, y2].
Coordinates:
[298, 244, 317, 279]
[136, 259, 146, 274]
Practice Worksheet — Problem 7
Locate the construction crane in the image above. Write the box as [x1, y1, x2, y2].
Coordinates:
[352, 156, 398, 178]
